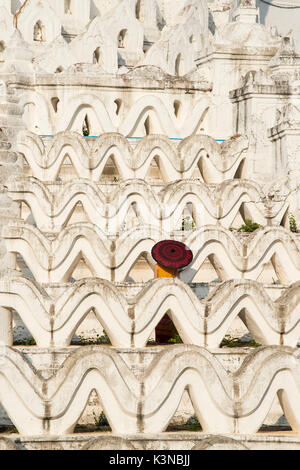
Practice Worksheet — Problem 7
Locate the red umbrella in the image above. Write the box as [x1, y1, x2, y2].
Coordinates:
[151, 240, 193, 270]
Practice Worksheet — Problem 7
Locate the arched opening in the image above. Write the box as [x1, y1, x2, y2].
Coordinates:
[261, 390, 292, 432]
[230, 203, 247, 229]
[196, 154, 212, 184]
[135, 0, 144, 21]
[71, 308, 111, 346]
[166, 394, 203, 432]
[51, 97, 59, 113]
[180, 203, 196, 231]
[144, 115, 151, 135]
[56, 154, 79, 182]
[19, 202, 37, 228]
[64, 202, 89, 227]
[126, 253, 154, 283]
[73, 390, 112, 433]
[55, 66, 63, 73]
[220, 308, 259, 349]
[120, 202, 141, 231]
[68, 104, 101, 136]
[93, 47, 102, 66]
[13, 308, 37, 347]
[101, 156, 120, 182]
[173, 100, 181, 117]
[67, 253, 94, 281]
[145, 156, 165, 183]
[118, 29, 128, 48]
[280, 208, 289, 229]
[175, 53, 184, 76]
[191, 255, 222, 283]
[234, 158, 246, 179]
[154, 310, 183, 345]
[257, 259, 280, 284]
[33, 20, 45, 42]
[82, 115, 90, 137]
[16, 254, 35, 281]
[189, 35, 194, 44]
[114, 99, 122, 116]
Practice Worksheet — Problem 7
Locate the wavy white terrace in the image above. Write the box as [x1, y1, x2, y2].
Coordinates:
[3, 223, 300, 284]
[0, 276, 298, 348]
[0, 345, 299, 435]
[16, 132, 248, 183]
[7, 176, 290, 233]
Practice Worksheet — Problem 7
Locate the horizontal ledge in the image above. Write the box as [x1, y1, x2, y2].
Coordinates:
[38, 135, 226, 142]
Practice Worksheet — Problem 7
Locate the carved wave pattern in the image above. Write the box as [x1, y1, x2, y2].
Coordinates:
[17, 131, 248, 183]
[7, 176, 289, 232]
[3, 223, 300, 284]
[0, 276, 300, 348]
[0, 346, 299, 435]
